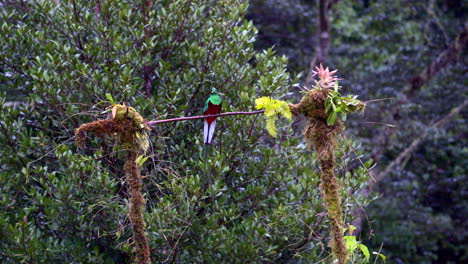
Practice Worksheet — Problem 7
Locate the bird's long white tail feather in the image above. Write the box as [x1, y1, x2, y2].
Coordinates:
[208, 120, 216, 144]
[203, 120, 217, 144]
[204, 120, 209, 144]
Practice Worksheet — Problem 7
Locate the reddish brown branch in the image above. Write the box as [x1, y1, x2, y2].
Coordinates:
[403, 22, 468, 98]
[353, 99, 468, 236]
[141, 0, 154, 97]
[75, 105, 151, 263]
[375, 99, 468, 182]
[318, 0, 330, 64]
[372, 23, 468, 163]
[306, 0, 331, 85]
[94, 0, 101, 18]
[147, 110, 265, 126]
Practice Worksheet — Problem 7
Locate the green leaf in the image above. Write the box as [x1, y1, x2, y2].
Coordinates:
[105, 93, 115, 104]
[373, 252, 387, 262]
[327, 111, 337, 126]
[341, 112, 347, 121]
[135, 155, 149, 167]
[325, 99, 332, 114]
[359, 244, 370, 262]
[344, 235, 357, 252]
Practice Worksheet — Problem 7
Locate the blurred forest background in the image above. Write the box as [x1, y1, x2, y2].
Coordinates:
[0, 0, 466, 263]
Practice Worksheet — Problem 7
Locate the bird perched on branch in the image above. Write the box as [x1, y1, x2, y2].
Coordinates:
[203, 88, 223, 144]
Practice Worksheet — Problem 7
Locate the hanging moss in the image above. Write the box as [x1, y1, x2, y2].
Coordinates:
[290, 88, 364, 264]
[75, 104, 151, 264]
[125, 151, 151, 264]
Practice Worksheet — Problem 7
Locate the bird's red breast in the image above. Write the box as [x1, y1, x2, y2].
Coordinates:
[204, 102, 222, 124]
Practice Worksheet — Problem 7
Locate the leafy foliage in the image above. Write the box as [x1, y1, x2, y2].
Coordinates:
[248, 0, 467, 262]
[0, 0, 372, 263]
[343, 224, 386, 264]
[324, 82, 364, 126]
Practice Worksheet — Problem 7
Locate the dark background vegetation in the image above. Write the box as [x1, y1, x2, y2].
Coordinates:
[248, 0, 467, 263]
[1, 0, 466, 263]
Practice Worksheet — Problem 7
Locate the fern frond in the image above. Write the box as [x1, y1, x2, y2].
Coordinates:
[255, 96, 292, 137]
[264, 108, 276, 117]
[266, 116, 277, 137]
[278, 103, 292, 120]
[255, 97, 272, 109]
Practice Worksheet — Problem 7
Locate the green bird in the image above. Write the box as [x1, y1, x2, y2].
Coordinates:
[203, 88, 223, 144]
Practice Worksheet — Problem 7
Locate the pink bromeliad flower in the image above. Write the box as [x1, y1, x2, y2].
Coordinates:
[312, 64, 341, 89]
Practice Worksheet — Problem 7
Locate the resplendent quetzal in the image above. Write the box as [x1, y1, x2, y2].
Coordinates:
[203, 88, 222, 144]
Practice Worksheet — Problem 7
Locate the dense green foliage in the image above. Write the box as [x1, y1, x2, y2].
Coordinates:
[248, 0, 467, 263]
[0, 1, 373, 263]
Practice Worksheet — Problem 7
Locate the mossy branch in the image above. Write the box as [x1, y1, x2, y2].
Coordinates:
[288, 66, 366, 264]
[126, 151, 151, 264]
[75, 104, 151, 264]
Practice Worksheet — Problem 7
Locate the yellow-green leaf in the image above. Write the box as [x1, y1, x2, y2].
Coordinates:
[136, 155, 149, 167]
[106, 93, 116, 104]
[255, 96, 292, 137]
[344, 235, 357, 252]
[359, 244, 370, 262]
[266, 117, 277, 137]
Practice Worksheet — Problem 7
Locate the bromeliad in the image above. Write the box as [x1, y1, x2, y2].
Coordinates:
[203, 88, 223, 144]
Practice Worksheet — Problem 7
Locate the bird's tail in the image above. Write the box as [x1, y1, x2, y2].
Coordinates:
[203, 120, 209, 144]
[203, 119, 217, 144]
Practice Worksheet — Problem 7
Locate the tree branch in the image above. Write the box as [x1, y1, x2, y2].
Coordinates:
[403, 22, 467, 98]
[372, 22, 468, 162]
[94, 0, 101, 18]
[141, 0, 154, 98]
[306, 0, 335, 85]
[353, 99, 467, 236]
[375, 99, 467, 182]
[147, 110, 265, 126]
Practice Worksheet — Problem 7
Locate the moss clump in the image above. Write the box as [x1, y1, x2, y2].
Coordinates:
[290, 87, 363, 264]
[75, 104, 150, 151]
[75, 104, 151, 264]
